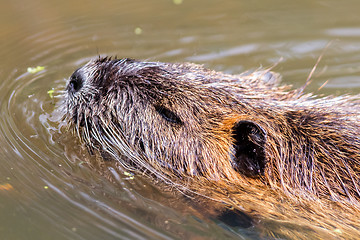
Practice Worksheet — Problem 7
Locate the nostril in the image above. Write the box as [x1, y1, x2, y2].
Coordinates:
[67, 70, 84, 93]
[69, 78, 81, 92]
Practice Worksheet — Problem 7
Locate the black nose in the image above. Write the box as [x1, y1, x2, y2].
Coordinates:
[67, 69, 84, 93]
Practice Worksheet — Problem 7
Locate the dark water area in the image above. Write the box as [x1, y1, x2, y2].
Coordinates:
[1, 0, 360, 239]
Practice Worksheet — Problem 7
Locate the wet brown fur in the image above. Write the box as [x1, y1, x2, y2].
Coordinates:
[61, 57, 360, 239]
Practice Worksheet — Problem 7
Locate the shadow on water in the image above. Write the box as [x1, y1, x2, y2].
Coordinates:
[1, 0, 360, 239]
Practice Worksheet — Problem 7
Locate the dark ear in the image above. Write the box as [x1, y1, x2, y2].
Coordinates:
[231, 120, 266, 177]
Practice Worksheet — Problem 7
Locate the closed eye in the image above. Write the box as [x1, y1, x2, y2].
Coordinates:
[155, 105, 183, 125]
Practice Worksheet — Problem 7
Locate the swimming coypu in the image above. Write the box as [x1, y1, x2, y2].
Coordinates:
[61, 57, 360, 238]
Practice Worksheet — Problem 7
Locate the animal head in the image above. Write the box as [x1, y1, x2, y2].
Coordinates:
[64, 57, 271, 181]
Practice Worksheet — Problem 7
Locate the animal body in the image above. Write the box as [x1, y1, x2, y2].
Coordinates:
[61, 57, 360, 239]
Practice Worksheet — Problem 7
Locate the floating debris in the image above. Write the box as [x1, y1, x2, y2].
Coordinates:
[134, 27, 143, 35]
[27, 66, 45, 74]
[124, 171, 135, 180]
[0, 183, 13, 191]
[47, 89, 55, 99]
[173, 0, 183, 5]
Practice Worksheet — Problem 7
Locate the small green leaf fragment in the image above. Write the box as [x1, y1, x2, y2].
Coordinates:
[44, 186, 49, 189]
[134, 27, 143, 35]
[124, 171, 135, 179]
[27, 66, 45, 74]
[47, 89, 55, 99]
[173, 0, 183, 5]
[124, 171, 133, 177]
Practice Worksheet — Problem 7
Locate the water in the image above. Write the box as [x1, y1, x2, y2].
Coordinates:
[1, 0, 360, 239]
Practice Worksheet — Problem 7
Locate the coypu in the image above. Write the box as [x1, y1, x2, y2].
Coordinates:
[61, 57, 360, 238]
